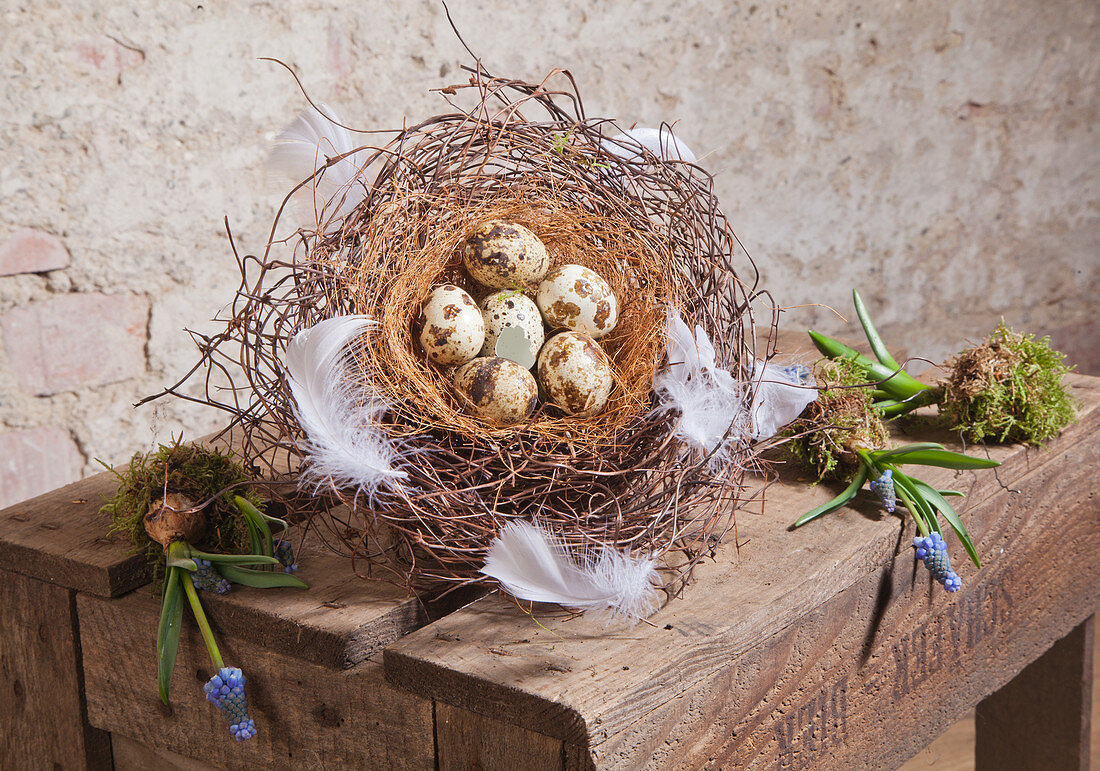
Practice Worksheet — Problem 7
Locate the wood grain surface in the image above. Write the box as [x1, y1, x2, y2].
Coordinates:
[975, 616, 1094, 771]
[79, 590, 435, 770]
[0, 471, 149, 597]
[384, 374, 1100, 768]
[0, 569, 111, 769]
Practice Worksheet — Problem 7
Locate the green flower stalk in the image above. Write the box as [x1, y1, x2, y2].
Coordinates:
[791, 439, 998, 592]
[102, 442, 308, 740]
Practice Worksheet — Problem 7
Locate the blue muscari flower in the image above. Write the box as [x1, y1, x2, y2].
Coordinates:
[274, 540, 298, 574]
[203, 667, 256, 741]
[191, 558, 231, 594]
[779, 363, 813, 385]
[912, 533, 962, 592]
[869, 469, 896, 513]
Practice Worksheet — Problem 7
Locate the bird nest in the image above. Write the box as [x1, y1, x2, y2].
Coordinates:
[161, 64, 776, 594]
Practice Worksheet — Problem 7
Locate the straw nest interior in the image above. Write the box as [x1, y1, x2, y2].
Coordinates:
[161, 64, 771, 592]
[337, 187, 682, 449]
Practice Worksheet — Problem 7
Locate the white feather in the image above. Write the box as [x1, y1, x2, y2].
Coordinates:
[268, 103, 367, 221]
[602, 126, 697, 164]
[749, 360, 818, 441]
[480, 521, 660, 622]
[283, 316, 406, 503]
[653, 310, 748, 464]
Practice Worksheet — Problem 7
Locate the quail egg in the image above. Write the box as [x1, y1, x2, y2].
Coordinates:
[535, 264, 618, 339]
[463, 221, 551, 289]
[537, 331, 614, 417]
[453, 356, 539, 425]
[419, 285, 485, 365]
[480, 291, 545, 365]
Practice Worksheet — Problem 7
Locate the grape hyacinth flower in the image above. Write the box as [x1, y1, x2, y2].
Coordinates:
[190, 558, 232, 594]
[869, 469, 896, 513]
[913, 533, 962, 592]
[204, 667, 257, 741]
[274, 540, 298, 574]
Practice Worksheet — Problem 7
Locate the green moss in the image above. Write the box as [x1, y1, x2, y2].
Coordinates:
[100, 440, 264, 566]
[940, 323, 1076, 444]
[782, 358, 890, 481]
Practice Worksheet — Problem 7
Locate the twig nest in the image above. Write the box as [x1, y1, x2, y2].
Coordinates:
[419, 285, 485, 365]
[536, 264, 618, 339]
[479, 291, 545, 364]
[538, 331, 614, 417]
[454, 356, 539, 425]
[463, 221, 550, 290]
[144, 492, 204, 548]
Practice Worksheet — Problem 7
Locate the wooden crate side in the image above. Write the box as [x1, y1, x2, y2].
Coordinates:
[111, 734, 213, 771]
[436, 702, 564, 771]
[78, 591, 435, 769]
[384, 373, 1100, 765]
[975, 616, 1094, 771]
[0, 569, 111, 768]
[612, 426, 1099, 769]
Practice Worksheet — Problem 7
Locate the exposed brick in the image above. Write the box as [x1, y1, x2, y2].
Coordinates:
[0, 427, 85, 509]
[0, 229, 71, 277]
[1, 293, 149, 396]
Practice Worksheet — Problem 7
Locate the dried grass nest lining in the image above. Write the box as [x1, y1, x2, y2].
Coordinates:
[165, 67, 770, 589]
[338, 186, 681, 448]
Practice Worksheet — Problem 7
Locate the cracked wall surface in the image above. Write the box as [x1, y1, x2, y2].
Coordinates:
[1, 1, 1097, 505]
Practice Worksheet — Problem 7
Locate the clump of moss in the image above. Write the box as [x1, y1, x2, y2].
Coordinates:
[101, 440, 264, 565]
[782, 358, 890, 481]
[940, 323, 1075, 444]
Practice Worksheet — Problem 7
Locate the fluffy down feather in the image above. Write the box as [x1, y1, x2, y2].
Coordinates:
[749, 360, 818, 441]
[601, 126, 697, 164]
[480, 521, 660, 622]
[268, 103, 367, 221]
[283, 316, 407, 503]
[653, 310, 748, 465]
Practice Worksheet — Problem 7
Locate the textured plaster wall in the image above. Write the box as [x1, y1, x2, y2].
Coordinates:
[1, 1, 1097, 505]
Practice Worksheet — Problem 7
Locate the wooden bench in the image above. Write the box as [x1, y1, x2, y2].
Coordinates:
[2, 373, 1096, 769]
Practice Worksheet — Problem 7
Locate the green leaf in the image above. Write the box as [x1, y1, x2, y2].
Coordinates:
[808, 331, 931, 400]
[166, 556, 198, 572]
[219, 563, 309, 590]
[893, 471, 941, 536]
[157, 568, 184, 705]
[885, 449, 1000, 470]
[852, 289, 899, 369]
[186, 549, 282, 567]
[792, 467, 868, 528]
[234, 495, 273, 557]
[938, 489, 965, 497]
[873, 442, 946, 460]
[912, 479, 981, 568]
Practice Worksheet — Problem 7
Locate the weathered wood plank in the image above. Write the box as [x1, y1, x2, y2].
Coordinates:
[195, 529, 425, 669]
[437, 701, 564, 771]
[383, 373, 1100, 767]
[111, 734, 212, 771]
[79, 590, 435, 769]
[0, 431, 242, 597]
[640, 432, 1099, 769]
[975, 615, 1094, 771]
[0, 569, 111, 768]
[0, 471, 149, 597]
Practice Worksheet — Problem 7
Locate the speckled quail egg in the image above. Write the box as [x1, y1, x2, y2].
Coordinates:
[419, 285, 485, 365]
[463, 221, 551, 290]
[537, 331, 615, 418]
[479, 291, 545, 365]
[535, 264, 618, 339]
[453, 356, 539, 425]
